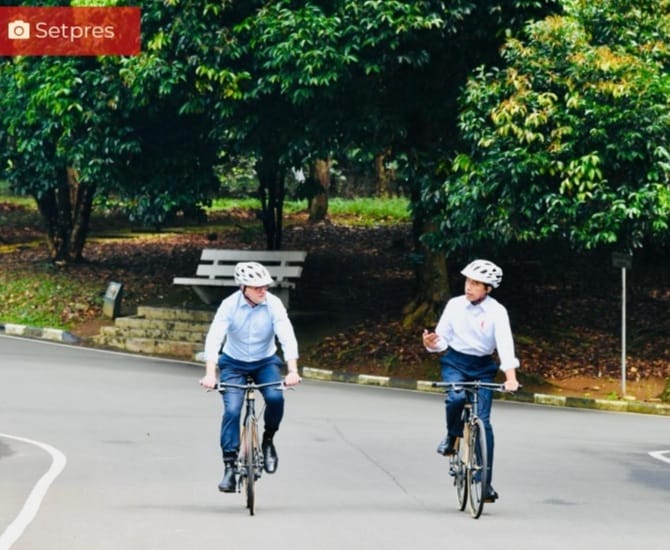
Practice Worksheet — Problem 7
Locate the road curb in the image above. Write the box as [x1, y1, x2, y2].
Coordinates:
[301, 367, 670, 417]
[1, 323, 80, 344]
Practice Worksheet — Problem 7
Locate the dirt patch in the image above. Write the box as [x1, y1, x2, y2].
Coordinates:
[70, 317, 115, 339]
[520, 374, 667, 402]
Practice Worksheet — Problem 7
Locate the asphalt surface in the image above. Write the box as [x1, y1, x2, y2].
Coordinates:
[1, 333, 669, 550]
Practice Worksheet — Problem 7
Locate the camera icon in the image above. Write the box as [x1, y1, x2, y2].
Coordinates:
[8, 20, 31, 40]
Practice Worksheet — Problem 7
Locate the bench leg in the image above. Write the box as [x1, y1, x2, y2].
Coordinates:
[275, 288, 290, 309]
[192, 286, 234, 305]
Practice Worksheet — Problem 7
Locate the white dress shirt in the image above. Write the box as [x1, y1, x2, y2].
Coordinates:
[429, 294, 519, 372]
[203, 290, 299, 364]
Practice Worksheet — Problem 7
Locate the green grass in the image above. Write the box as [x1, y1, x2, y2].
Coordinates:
[209, 196, 411, 224]
[0, 269, 102, 329]
[208, 197, 305, 215]
[0, 192, 36, 209]
[328, 197, 410, 221]
[2, 189, 410, 224]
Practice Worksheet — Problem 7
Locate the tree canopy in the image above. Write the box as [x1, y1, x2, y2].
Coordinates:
[437, 0, 670, 254]
[0, 0, 227, 261]
[0, 54, 138, 261]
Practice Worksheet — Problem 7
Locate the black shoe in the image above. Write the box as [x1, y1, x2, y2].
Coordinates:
[437, 435, 456, 456]
[483, 485, 499, 503]
[218, 463, 236, 493]
[262, 440, 278, 474]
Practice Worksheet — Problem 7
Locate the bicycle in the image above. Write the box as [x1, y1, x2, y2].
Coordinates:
[216, 378, 284, 516]
[431, 381, 518, 519]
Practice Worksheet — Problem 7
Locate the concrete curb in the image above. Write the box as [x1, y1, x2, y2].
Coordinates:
[301, 367, 670, 417]
[1, 323, 80, 344]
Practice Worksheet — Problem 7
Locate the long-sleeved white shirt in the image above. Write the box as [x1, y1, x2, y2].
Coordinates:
[428, 294, 519, 372]
[203, 290, 299, 364]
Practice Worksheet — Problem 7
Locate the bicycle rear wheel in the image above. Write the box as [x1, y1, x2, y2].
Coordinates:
[449, 437, 467, 511]
[467, 418, 488, 519]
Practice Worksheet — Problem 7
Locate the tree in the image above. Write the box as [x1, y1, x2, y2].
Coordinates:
[200, 0, 560, 305]
[0, 56, 139, 262]
[0, 0, 228, 262]
[439, 0, 670, 254]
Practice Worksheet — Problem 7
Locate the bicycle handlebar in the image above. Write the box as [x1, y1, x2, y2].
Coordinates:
[431, 381, 522, 392]
[216, 381, 286, 392]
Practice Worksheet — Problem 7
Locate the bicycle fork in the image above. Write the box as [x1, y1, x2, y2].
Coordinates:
[460, 405, 473, 463]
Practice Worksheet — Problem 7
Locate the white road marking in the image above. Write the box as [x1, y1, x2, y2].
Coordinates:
[0, 434, 67, 550]
[649, 450, 670, 465]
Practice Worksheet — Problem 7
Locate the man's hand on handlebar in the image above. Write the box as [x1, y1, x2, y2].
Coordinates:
[503, 380, 520, 392]
[200, 374, 218, 390]
[284, 371, 301, 387]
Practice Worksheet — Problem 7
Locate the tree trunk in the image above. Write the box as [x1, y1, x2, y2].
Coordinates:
[67, 167, 95, 261]
[256, 155, 285, 250]
[34, 166, 96, 264]
[402, 218, 450, 329]
[308, 157, 331, 223]
[401, 149, 450, 328]
[401, 107, 451, 328]
[374, 148, 395, 197]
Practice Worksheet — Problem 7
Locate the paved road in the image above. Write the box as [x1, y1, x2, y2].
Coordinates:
[1, 335, 668, 550]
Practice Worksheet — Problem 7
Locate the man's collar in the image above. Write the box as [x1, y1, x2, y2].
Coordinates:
[468, 295, 490, 307]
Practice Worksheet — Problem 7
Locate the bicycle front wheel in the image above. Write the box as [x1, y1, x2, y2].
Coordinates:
[467, 418, 488, 519]
[244, 417, 257, 515]
[450, 437, 467, 511]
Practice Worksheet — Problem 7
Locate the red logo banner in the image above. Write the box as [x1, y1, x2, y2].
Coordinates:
[0, 6, 141, 56]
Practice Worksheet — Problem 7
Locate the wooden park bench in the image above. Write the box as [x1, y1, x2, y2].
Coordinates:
[173, 249, 307, 309]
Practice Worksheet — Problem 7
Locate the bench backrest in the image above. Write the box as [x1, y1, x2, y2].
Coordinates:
[195, 249, 307, 282]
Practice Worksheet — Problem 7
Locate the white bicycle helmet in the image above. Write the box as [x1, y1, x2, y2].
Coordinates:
[234, 262, 274, 287]
[460, 259, 503, 288]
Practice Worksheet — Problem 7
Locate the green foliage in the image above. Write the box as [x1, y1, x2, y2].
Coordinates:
[0, 1, 229, 256]
[190, 0, 495, 247]
[0, 0, 562, 260]
[231, 0, 448, 103]
[662, 378, 670, 403]
[198, 1, 558, 190]
[438, 0, 670, 253]
[0, 56, 135, 197]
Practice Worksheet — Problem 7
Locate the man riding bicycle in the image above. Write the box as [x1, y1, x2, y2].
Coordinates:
[422, 259, 519, 503]
[200, 262, 301, 493]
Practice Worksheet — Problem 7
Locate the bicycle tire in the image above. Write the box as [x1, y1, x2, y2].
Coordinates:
[467, 418, 488, 519]
[244, 416, 256, 515]
[450, 437, 467, 511]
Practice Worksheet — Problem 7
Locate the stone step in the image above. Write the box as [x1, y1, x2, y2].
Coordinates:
[113, 316, 211, 335]
[123, 337, 203, 358]
[93, 334, 203, 359]
[96, 325, 206, 343]
[136, 306, 214, 323]
[91, 306, 212, 360]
